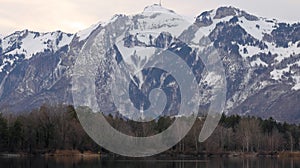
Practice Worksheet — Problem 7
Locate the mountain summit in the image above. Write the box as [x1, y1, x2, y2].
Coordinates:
[0, 6, 299, 123]
[143, 4, 175, 13]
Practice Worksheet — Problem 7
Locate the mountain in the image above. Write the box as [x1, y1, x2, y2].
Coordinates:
[0, 5, 299, 123]
[194, 6, 300, 122]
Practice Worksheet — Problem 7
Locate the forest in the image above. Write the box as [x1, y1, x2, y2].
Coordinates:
[0, 104, 299, 156]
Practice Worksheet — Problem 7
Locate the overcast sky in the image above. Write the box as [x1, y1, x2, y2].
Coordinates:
[0, 0, 299, 35]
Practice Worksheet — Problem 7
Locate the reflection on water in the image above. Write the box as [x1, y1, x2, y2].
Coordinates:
[1, 156, 300, 168]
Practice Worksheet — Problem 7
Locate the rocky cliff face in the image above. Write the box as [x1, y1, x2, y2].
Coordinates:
[0, 5, 299, 123]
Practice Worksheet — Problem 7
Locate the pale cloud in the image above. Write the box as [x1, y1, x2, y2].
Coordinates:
[0, 0, 299, 35]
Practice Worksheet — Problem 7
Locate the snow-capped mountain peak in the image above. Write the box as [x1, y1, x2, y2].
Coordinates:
[0, 29, 73, 73]
[143, 4, 175, 14]
[0, 5, 300, 123]
[197, 6, 259, 22]
[75, 4, 180, 42]
[2, 29, 73, 58]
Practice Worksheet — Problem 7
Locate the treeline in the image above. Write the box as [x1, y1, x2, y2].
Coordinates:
[0, 104, 300, 155]
[0, 105, 100, 154]
[196, 115, 300, 153]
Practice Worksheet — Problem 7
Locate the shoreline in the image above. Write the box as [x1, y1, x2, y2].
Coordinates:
[1, 150, 300, 159]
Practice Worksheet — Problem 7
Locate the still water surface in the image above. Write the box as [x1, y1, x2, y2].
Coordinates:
[1, 156, 300, 168]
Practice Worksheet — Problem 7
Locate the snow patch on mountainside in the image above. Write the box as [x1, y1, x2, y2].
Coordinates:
[58, 33, 73, 48]
[76, 22, 101, 41]
[2, 31, 73, 59]
[239, 17, 277, 41]
[193, 15, 233, 44]
[272, 42, 300, 62]
[0, 31, 74, 73]
[204, 71, 223, 86]
[238, 44, 263, 58]
[238, 42, 300, 61]
[7, 33, 47, 59]
[270, 66, 290, 80]
[250, 58, 268, 67]
[292, 76, 300, 90]
[116, 43, 156, 70]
